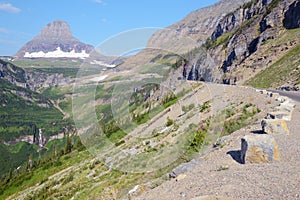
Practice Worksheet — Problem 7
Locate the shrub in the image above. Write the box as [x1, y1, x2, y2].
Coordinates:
[166, 117, 174, 127]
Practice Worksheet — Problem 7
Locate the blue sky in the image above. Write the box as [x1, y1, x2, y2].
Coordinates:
[0, 0, 219, 56]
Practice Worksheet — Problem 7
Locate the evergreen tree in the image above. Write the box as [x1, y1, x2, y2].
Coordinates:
[64, 134, 72, 154]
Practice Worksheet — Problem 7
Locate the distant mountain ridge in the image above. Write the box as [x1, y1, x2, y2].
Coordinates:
[148, 0, 251, 49]
[122, 0, 300, 89]
[120, 0, 251, 70]
[15, 20, 94, 59]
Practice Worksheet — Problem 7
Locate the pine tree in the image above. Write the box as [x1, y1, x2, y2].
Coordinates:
[64, 134, 72, 154]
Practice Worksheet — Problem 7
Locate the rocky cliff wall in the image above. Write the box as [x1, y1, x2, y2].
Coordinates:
[184, 0, 299, 84]
[0, 59, 73, 91]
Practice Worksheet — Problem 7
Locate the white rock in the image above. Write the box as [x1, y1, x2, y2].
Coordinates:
[128, 185, 139, 195]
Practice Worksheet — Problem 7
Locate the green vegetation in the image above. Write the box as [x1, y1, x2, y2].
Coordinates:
[242, 0, 258, 9]
[204, 31, 235, 49]
[41, 85, 72, 100]
[265, 0, 280, 16]
[0, 142, 38, 177]
[182, 103, 195, 113]
[0, 76, 264, 199]
[171, 57, 186, 70]
[140, 65, 171, 78]
[204, 0, 283, 51]
[220, 103, 261, 137]
[0, 137, 90, 199]
[10, 58, 83, 78]
[247, 44, 300, 88]
[0, 79, 66, 141]
[187, 120, 209, 152]
[166, 117, 174, 127]
[0, 60, 76, 177]
[27, 67, 79, 78]
[0, 139, 182, 199]
[161, 92, 178, 109]
[11, 58, 82, 68]
[11, 58, 105, 78]
[95, 84, 114, 100]
[205, 15, 258, 50]
[199, 101, 211, 113]
[185, 102, 260, 151]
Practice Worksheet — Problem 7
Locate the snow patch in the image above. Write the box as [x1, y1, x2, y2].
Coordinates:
[90, 60, 116, 68]
[90, 75, 108, 82]
[24, 47, 90, 58]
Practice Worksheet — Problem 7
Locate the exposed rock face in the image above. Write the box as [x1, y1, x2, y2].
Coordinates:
[0, 59, 26, 87]
[121, 0, 251, 70]
[241, 134, 279, 164]
[25, 71, 74, 91]
[283, 0, 300, 29]
[0, 59, 73, 90]
[182, 0, 298, 83]
[15, 20, 94, 58]
[148, 0, 251, 50]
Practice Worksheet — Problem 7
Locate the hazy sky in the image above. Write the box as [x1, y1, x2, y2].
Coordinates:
[0, 0, 219, 55]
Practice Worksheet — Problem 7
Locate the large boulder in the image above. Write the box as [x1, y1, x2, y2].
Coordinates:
[261, 119, 290, 135]
[267, 111, 292, 121]
[276, 100, 296, 113]
[241, 134, 279, 164]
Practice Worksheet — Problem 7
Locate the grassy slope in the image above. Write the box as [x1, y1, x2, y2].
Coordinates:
[0, 142, 39, 176]
[0, 96, 263, 199]
[0, 78, 69, 176]
[0, 52, 264, 199]
[11, 58, 107, 78]
[246, 28, 300, 88]
[0, 60, 73, 176]
[247, 44, 300, 88]
[0, 148, 91, 199]
[10, 58, 81, 78]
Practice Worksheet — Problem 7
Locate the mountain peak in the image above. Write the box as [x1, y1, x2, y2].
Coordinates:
[15, 20, 94, 59]
[39, 20, 73, 39]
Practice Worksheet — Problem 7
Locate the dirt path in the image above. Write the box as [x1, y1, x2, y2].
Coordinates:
[51, 100, 70, 119]
[136, 90, 300, 200]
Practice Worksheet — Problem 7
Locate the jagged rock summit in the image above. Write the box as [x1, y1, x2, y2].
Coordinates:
[15, 20, 94, 59]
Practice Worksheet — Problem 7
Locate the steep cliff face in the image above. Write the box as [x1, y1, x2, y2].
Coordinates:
[120, 0, 251, 70]
[283, 0, 300, 29]
[0, 59, 73, 90]
[0, 59, 27, 87]
[184, 0, 299, 85]
[148, 0, 251, 49]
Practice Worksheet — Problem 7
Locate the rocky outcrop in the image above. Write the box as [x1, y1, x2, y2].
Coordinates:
[241, 134, 279, 164]
[283, 0, 300, 29]
[15, 20, 94, 58]
[120, 0, 251, 70]
[0, 59, 73, 90]
[183, 0, 298, 83]
[0, 59, 26, 86]
[25, 71, 74, 91]
[148, 0, 252, 52]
